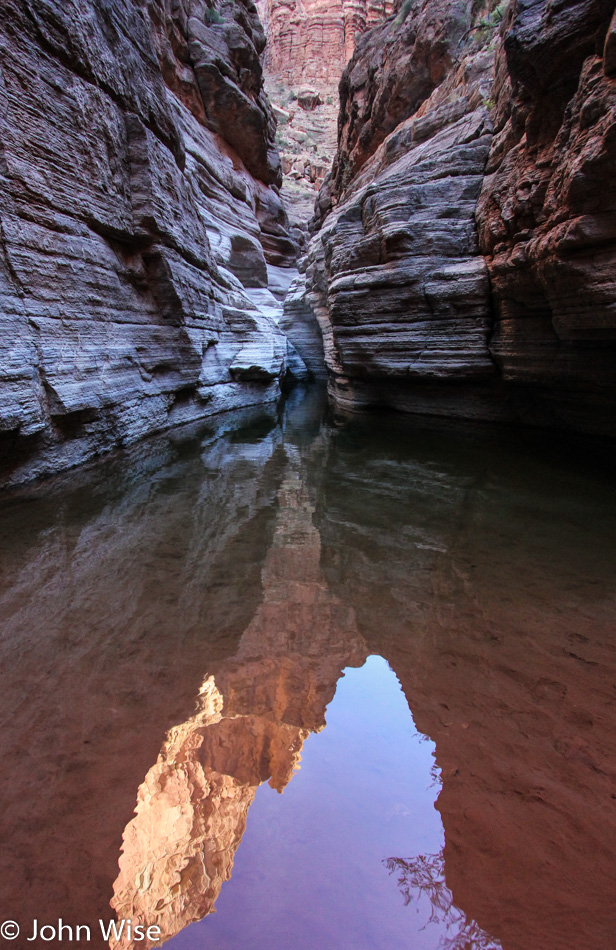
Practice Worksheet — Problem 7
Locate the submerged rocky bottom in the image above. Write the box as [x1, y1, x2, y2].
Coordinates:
[0, 384, 615, 950]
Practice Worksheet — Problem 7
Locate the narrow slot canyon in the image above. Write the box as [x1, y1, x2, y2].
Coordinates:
[0, 2, 615, 949]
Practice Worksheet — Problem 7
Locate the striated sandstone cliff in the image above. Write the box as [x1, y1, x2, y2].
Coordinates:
[0, 0, 304, 488]
[475, 0, 616, 433]
[256, 0, 393, 252]
[300, 0, 616, 436]
[297, 0, 500, 412]
[257, 0, 394, 88]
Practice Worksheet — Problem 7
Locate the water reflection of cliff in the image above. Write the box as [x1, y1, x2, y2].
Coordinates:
[1, 389, 615, 950]
[110, 442, 367, 946]
[316, 420, 616, 950]
[384, 852, 501, 950]
[0, 407, 287, 948]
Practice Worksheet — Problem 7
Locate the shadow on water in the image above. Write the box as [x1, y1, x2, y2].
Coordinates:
[0, 384, 615, 949]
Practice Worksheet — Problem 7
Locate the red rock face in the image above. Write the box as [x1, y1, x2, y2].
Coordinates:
[475, 0, 616, 435]
[256, 0, 393, 242]
[257, 0, 394, 88]
[301, 0, 616, 437]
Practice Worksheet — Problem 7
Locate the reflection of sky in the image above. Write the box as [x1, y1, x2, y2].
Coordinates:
[165, 655, 500, 950]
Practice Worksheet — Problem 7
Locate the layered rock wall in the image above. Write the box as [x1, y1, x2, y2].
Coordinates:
[303, 0, 616, 436]
[476, 0, 616, 433]
[301, 0, 503, 417]
[0, 0, 301, 488]
[257, 0, 394, 88]
[256, 0, 393, 245]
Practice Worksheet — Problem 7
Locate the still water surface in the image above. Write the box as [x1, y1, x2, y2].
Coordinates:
[0, 385, 615, 950]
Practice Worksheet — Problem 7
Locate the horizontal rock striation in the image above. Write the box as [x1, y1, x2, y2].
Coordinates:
[303, 0, 504, 417]
[303, 0, 616, 436]
[256, 0, 394, 88]
[0, 0, 301, 488]
[476, 0, 616, 434]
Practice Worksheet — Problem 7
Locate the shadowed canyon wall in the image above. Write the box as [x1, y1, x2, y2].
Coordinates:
[0, 0, 304, 488]
[296, 0, 616, 436]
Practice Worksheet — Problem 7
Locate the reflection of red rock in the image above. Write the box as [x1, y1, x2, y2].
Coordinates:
[110, 455, 367, 946]
[317, 431, 616, 950]
[111, 678, 254, 949]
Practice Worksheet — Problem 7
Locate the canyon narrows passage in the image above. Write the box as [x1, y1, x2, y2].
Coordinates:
[2, 0, 616, 491]
[1, 0, 616, 949]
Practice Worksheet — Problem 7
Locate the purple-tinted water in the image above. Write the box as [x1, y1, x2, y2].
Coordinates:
[0, 385, 615, 950]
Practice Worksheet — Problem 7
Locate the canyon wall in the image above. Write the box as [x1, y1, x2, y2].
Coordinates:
[476, 0, 616, 433]
[300, 0, 616, 436]
[0, 0, 303, 488]
[255, 0, 393, 253]
[257, 0, 394, 87]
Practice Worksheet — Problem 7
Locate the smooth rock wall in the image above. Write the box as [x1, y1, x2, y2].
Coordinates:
[0, 0, 301, 487]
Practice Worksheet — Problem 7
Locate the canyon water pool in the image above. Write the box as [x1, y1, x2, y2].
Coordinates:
[0, 384, 615, 950]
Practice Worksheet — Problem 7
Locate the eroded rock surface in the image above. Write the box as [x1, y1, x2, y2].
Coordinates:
[303, 0, 502, 416]
[303, 0, 616, 435]
[257, 0, 394, 87]
[475, 0, 616, 434]
[0, 0, 301, 488]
